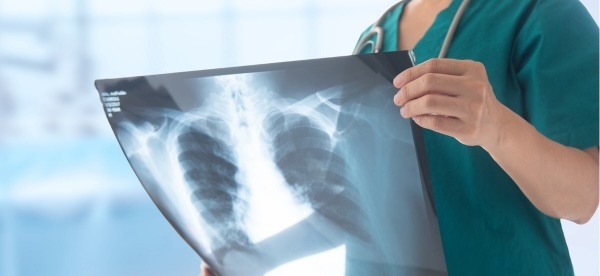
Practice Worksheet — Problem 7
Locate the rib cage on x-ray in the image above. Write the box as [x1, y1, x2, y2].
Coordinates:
[177, 125, 252, 258]
[264, 111, 369, 242]
[140, 74, 371, 265]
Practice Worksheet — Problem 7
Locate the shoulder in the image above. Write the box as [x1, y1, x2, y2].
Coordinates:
[470, 0, 591, 13]
[354, 3, 405, 54]
[467, 0, 595, 28]
[510, 0, 598, 63]
[517, 0, 597, 30]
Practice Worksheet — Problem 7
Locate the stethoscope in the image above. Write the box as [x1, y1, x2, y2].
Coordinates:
[352, 0, 471, 58]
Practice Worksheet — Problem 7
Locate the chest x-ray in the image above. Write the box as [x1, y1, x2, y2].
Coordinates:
[95, 51, 447, 276]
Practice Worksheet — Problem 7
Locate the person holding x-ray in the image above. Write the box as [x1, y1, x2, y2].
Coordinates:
[204, 0, 599, 275]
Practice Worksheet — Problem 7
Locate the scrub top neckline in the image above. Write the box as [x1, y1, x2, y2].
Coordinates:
[387, 0, 463, 57]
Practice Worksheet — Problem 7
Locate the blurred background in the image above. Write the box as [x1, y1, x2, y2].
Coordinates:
[0, 0, 597, 275]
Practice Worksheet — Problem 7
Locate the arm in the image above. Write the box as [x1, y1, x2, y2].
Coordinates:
[393, 58, 599, 224]
[484, 105, 598, 224]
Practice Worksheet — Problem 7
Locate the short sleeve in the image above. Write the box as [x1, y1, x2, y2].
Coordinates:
[513, 0, 599, 150]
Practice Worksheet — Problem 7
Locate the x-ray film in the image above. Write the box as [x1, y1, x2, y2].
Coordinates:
[95, 51, 447, 276]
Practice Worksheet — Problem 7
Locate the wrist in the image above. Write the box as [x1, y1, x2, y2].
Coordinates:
[481, 104, 527, 154]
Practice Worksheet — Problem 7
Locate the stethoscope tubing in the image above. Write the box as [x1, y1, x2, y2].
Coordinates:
[352, 0, 471, 58]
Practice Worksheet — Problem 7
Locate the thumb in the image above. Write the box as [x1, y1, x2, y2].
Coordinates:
[201, 264, 213, 276]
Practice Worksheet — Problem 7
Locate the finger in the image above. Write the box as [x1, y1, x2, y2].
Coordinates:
[393, 73, 466, 106]
[393, 58, 473, 88]
[201, 265, 213, 276]
[412, 114, 464, 137]
[400, 94, 466, 119]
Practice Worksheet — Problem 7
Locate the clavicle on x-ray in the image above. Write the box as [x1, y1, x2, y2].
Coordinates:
[96, 52, 447, 276]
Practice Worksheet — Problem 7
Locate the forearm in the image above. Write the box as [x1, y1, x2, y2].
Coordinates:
[392, 58, 599, 223]
[484, 105, 599, 224]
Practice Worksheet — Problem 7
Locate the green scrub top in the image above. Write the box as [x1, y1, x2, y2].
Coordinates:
[355, 0, 599, 275]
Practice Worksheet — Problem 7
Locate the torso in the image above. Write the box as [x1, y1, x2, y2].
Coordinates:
[355, 0, 596, 274]
[398, 0, 452, 50]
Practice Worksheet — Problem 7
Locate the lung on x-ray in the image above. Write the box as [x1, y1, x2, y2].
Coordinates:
[95, 51, 447, 276]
